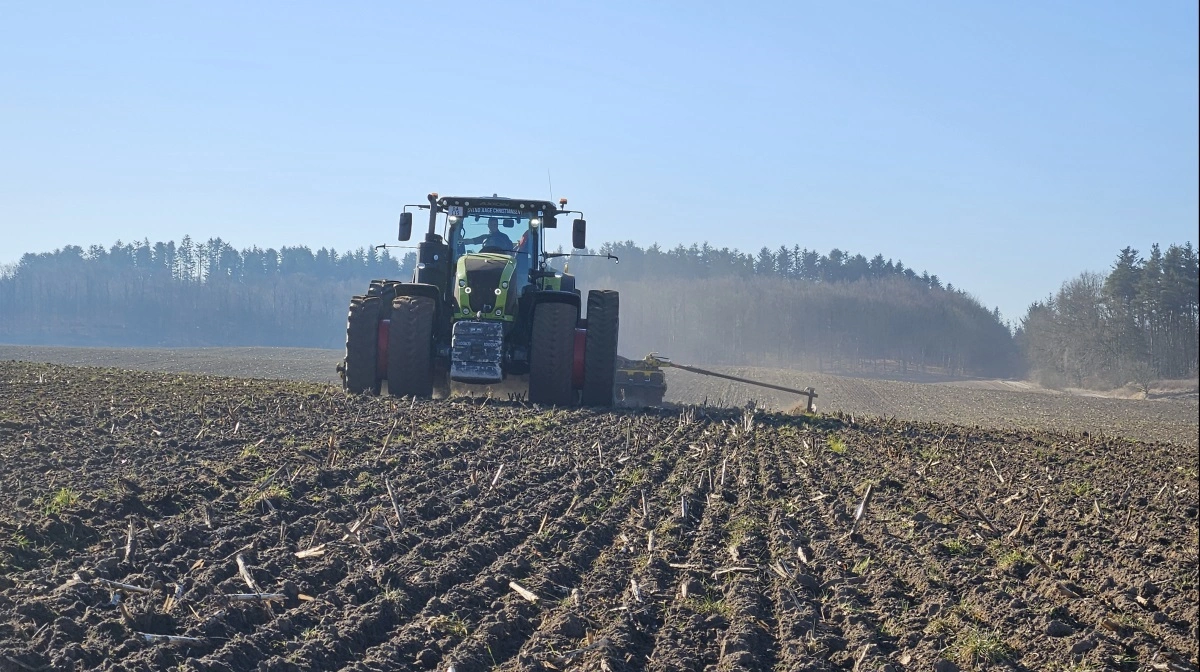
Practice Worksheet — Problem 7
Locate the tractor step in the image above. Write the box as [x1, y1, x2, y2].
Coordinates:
[450, 319, 504, 384]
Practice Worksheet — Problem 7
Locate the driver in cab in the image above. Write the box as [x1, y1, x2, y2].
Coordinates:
[465, 217, 514, 253]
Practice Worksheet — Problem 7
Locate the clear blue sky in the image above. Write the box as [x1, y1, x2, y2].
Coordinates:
[2, 1, 1196, 323]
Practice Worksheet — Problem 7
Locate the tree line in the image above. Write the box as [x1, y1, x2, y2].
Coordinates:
[0, 237, 413, 347]
[0, 235, 1019, 377]
[580, 240, 960, 289]
[1018, 243, 1199, 387]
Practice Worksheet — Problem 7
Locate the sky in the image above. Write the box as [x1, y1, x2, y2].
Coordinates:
[1, 1, 1196, 324]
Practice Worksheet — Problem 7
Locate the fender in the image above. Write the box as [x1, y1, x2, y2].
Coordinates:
[393, 282, 441, 301]
[531, 289, 581, 312]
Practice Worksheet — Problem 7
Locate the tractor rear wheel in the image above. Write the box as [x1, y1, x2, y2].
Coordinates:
[582, 290, 619, 407]
[387, 295, 435, 398]
[344, 295, 381, 394]
[529, 302, 577, 406]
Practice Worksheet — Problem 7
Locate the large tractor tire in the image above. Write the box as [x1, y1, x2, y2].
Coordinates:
[387, 295, 435, 398]
[344, 295, 381, 394]
[581, 290, 619, 407]
[369, 280, 405, 321]
[529, 302, 578, 406]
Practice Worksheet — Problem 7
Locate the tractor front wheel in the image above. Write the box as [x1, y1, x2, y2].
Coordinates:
[529, 302, 577, 406]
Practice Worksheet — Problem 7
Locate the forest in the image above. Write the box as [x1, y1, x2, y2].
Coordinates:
[3, 236, 1191, 384]
[1018, 243, 1199, 387]
[0, 237, 407, 348]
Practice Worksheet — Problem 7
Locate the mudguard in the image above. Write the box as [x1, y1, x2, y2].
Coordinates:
[393, 282, 441, 301]
[532, 289, 581, 311]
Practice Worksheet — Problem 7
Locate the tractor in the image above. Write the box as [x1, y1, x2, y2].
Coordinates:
[339, 192, 619, 406]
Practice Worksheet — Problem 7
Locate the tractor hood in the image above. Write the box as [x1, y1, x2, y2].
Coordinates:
[454, 253, 517, 321]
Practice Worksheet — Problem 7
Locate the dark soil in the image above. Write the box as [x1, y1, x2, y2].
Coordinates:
[0, 361, 1196, 671]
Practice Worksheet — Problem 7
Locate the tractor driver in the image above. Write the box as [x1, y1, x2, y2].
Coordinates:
[465, 217, 514, 253]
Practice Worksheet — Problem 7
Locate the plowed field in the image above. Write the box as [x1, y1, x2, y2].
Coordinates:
[1, 361, 1196, 672]
[1, 346, 1195, 448]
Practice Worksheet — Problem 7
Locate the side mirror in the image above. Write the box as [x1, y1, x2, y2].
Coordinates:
[543, 215, 557, 229]
[572, 218, 586, 249]
[398, 212, 413, 241]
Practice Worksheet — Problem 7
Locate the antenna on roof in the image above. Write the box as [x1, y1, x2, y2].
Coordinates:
[547, 169, 554, 204]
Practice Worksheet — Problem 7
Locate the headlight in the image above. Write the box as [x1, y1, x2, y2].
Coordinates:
[463, 306, 470, 314]
[458, 279, 466, 287]
[530, 218, 540, 226]
[464, 287, 472, 294]
[501, 281, 509, 289]
[494, 288, 502, 295]
[495, 309, 503, 316]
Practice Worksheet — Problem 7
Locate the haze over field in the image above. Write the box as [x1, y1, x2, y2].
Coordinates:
[1, 2, 1197, 324]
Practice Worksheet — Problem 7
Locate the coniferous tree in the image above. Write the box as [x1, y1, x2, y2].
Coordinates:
[1021, 242, 1198, 386]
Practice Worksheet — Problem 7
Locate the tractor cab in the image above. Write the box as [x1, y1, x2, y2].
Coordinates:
[396, 194, 586, 296]
[446, 204, 542, 302]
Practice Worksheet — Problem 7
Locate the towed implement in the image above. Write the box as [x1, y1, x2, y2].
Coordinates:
[339, 192, 620, 407]
[614, 355, 668, 407]
[615, 354, 820, 412]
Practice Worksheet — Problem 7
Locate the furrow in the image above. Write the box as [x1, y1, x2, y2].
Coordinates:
[337, 416, 687, 671]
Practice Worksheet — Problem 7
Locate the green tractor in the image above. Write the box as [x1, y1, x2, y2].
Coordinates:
[339, 192, 619, 406]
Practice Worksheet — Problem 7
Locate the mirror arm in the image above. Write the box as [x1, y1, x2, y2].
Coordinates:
[544, 252, 617, 262]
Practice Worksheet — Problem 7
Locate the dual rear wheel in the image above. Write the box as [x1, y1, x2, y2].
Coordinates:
[529, 290, 619, 407]
[342, 292, 437, 398]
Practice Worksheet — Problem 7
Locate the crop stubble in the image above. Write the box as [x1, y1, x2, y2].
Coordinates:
[0, 361, 1196, 671]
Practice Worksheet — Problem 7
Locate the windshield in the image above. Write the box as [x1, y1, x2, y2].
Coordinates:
[449, 209, 541, 293]
[449, 206, 546, 259]
[453, 214, 525, 255]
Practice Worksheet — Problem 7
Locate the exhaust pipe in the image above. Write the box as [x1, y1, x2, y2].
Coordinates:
[427, 192, 439, 237]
